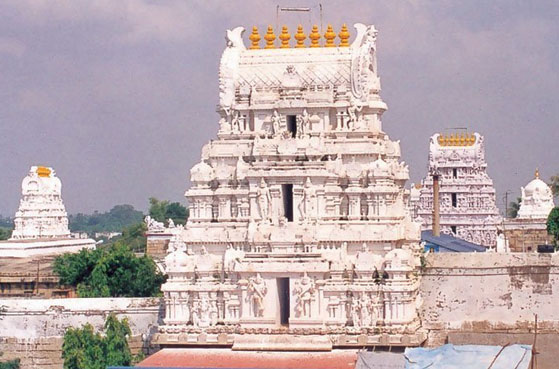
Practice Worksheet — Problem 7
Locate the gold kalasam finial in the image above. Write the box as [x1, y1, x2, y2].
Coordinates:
[279, 25, 290, 48]
[37, 166, 51, 178]
[294, 25, 306, 48]
[324, 24, 336, 47]
[264, 25, 276, 49]
[338, 24, 350, 47]
[309, 25, 320, 47]
[249, 26, 261, 49]
[535, 168, 540, 179]
[459, 133, 465, 146]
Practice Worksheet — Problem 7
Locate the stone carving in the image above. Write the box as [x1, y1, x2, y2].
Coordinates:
[293, 273, 316, 318]
[247, 273, 267, 317]
[192, 294, 218, 328]
[271, 110, 282, 137]
[347, 102, 364, 131]
[257, 178, 272, 222]
[219, 27, 245, 108]
[298, 177, 317, 221]
[351, 24, 380, 102]
[145, 216, 165, 233]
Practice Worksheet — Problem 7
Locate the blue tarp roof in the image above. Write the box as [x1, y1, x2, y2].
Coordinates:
[422, 230, 486, 252]
[404, 344, 532, 369]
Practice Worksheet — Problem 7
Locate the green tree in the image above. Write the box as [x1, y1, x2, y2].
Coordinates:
[69, 204, 144, 235]
[0, 359, 20, 369]
[507, 197, 522, 218]
[547, 207, 559, 248]
[61, 314, 132, 369]
[53, 244, 166, 298]
[0, 227, 11, 241]
[149, 197, 188, 225]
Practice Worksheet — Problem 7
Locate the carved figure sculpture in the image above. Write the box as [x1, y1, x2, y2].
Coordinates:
[351, 24, 380, 102]
[272, 110, 282, 137]
[247, 273, 267, 317]
[231, 111, 241, 133]
[347, 102, 364, 130]
[257, 178, 272, 222]
[298, 177, 317, 221]
[294, 273, 316, 318]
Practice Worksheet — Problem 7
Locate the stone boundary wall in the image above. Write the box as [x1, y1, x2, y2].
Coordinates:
[420, 253, 559, 369]
[0, 297, 162, 369]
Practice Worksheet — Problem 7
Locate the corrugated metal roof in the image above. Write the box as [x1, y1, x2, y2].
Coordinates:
[421, 230, 486, 253]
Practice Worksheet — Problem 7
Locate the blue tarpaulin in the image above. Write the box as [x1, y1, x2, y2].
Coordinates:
[404, 344, 532, 369]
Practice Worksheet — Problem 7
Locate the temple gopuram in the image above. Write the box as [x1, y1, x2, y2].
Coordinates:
[415, 132, 501, 248]
[146, 23, 425, 350]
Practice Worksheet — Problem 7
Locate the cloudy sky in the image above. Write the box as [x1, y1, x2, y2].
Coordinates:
[0, 0, 558, 216]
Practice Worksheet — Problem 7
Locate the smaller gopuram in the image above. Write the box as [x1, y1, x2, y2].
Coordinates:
[501, 169, 555, 252]
[0, 166, 95, 257]
[415, 132, 501, 247]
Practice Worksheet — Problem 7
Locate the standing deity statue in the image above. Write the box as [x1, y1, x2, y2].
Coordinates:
[298, 177, 316, 221]
[293, 273, 316, 318]
[257, 178, 272, 222]
[247, 273, 267, 317]
[347, 102, 364, 130]
[351, 294, 365, 328]
[231, 111, 241, 133]
[296, 115, 305, 138]
[272, 110, 282, 137]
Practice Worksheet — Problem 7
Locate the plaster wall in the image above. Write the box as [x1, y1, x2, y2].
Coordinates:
[0, 298, 162, 369]
[420, 253, 559, 368]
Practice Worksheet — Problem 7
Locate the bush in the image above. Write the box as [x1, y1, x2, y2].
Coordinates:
[53, 244, 166, 298]
[62, 314, 132, 369]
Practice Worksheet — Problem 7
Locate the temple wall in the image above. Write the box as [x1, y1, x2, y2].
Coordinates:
[0, 298, 162, 369]
[420, 253, 559, 369]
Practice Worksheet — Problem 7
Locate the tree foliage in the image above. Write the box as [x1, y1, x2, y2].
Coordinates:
[0, 227, 11, 241]
[149, 197, 188, 225]
[507, 197, 522, 218]
[53, 243, 166, 298]
[547, 207, 559, 247]
[62, 314, 132, 369]
[0, 360, 20, 369]
[68, 204, 144, 235]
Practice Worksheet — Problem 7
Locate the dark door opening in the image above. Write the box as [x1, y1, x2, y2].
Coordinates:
[277, 278, 290, 326]
[282, 184, 294, 222]
[451, 193, 457, 207]
[286, 115, 297, 138]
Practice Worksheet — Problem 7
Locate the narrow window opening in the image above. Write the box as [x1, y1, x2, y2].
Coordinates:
[282, 184, 294, 222]
[277, 278, 290, 326]
[451, 193, 457, 208]
[286, 115, 297, 138]
[451, 225, 457, 234]
[453, 168, 458, 178]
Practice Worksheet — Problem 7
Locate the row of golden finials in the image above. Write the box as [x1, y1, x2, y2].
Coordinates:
[437, 133, 477, 147]
[248, 24, 351, 49]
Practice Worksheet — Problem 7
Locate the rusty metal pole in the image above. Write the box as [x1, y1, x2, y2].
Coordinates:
[433, 174, 440, 237]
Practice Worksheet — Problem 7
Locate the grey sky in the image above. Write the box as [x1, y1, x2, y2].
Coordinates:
[0, 0, 558, 216]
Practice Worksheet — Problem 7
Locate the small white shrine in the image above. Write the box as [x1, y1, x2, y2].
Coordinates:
[149, 23, 424, 350]
[0, 166, 94, 257]
[517, 169, 555, 220]
[415, 133, 501, 247]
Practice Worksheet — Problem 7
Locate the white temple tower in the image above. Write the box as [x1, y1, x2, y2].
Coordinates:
[10, 166, 71, 239]
[517, 169, 555, 220]
[0, 166, 95, 257]
[151, 24, 424, 350]
[415, 133, 501, 247]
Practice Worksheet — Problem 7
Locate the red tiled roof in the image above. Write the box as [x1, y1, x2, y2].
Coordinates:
[137, 348, 359, 369]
